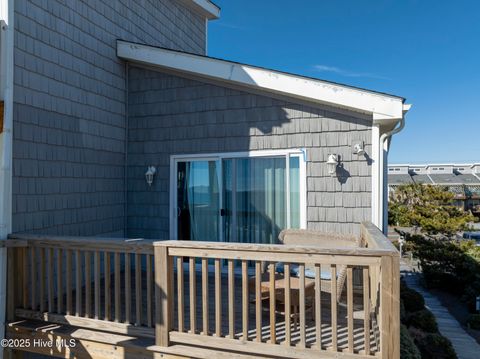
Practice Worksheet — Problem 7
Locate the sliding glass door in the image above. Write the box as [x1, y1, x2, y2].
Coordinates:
[173, 151, 305, 244]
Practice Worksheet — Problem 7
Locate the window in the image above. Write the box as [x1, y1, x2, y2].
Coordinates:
[171, 150, 306, 244]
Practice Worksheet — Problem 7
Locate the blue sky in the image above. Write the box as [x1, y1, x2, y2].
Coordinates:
[208, 0, 480, 164]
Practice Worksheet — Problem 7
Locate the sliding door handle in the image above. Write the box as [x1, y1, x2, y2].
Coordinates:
[220, 209, 226, 217]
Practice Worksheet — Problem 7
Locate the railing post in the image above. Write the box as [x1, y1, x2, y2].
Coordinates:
[380, 254, 400, 359]
[154, 244, 173, 347]
[7, 247, 24, 321]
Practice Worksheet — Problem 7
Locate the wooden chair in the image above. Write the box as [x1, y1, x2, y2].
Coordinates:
[277, 229, 362, 302]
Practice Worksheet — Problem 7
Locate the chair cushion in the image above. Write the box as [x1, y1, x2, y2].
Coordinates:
[276, 263, 335, 280]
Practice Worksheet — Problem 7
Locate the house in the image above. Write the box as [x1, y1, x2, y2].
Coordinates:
[0, 1, 409, 358]
[388, 164, 480, 213]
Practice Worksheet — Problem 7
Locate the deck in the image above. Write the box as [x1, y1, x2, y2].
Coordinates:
[5, 222, 399, 359]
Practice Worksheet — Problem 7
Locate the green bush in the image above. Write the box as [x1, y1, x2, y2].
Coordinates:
[406, 309, 438, 333]
[400, 325, 421, 359]
[400, 300, 406, 322]
[406, 234, 480, 309]
[467, 313, 480, 330]
[413, 331, 457, 359]
[401, 281, 425, 312]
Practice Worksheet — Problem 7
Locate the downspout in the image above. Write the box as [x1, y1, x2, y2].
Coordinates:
[378, 117, 406, 233]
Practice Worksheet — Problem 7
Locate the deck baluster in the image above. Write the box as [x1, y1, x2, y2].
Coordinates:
[75, 250, 82, 316]
[135, 253, 142, 326]
[177, 256, 184, 332]
[228, 259, 235, 339]
[347, 266, 354, 353]
[105, 252, 111, 321]
[284, 263, 291, 346]
[57, 248, 63, 314]
[39, 248, 45, 313]
[330, 264, 338, 351]
[214, 258, 221, 337]
[189, 257, 196, 334]
[85, 251, 91, 318]
[66, 249, 72, 315]
[241, 260, 248, 341]
[269, 262, 276, 344]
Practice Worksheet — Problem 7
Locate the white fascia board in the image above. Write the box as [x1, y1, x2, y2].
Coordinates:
[117, 41, 406, 120]
[178, 0, 220, 20]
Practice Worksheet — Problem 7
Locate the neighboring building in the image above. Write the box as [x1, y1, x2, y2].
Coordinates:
[0, 0, 411, 243]
[388, 164, 480, 213]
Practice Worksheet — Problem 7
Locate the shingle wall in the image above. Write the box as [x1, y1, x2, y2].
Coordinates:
[127, 67, 373, 238]
[12, 0, 206, 236]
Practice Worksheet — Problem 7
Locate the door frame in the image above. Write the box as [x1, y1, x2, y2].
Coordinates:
[169, 149, 307, 240]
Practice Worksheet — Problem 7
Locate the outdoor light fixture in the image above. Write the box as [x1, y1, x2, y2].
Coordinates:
[326, 154, 338, 176]
[145, 166, 156, 186]
[352, 141, 365, 155]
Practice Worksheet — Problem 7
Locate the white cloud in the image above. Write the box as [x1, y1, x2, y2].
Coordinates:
[313, 64, 389, 80]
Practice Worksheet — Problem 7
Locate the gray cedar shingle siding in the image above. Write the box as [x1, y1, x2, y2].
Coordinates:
[12, 0, 206, 236]
[127, 67, 373, 238]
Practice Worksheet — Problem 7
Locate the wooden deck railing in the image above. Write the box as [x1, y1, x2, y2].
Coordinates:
[6, 222, 399, 359]
[6, 235, 156, 338]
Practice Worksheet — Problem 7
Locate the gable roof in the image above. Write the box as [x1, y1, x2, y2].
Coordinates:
[117, 41, 410, 121]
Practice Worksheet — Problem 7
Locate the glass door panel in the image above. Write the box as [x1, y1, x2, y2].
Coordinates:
[232, 157, 286, 245]
[177, 160, 220, 242]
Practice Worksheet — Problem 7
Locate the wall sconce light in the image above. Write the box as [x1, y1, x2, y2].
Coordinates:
[326, 154, 338, 176]
[145, 166, 156, 186]
[352, 141, 365, 156]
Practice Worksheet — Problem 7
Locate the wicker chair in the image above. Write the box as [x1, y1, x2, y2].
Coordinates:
[277, 229, 362, 302]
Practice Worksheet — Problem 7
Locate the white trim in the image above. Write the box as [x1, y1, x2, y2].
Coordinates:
[286, 155, 291, 229]
[117, 41, 409, 121]
[178, 0, 220, 20]
[298, 149, 307, 229]
[381, 139, 389, 233]
[205, 18, 208, 54]
[170, 149, 306, 161]
[371, 125, 380, 227]
[0, 0, 13, 355]
[169, 149, 307, 242]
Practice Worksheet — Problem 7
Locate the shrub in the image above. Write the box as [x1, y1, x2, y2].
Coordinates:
[413, 331, 457, 359]
[400, 300, 406, 322]
[401, 281, 425, 312]
[406, 309, 438, 333]
[467, 313, 480, 330]
[406, 233, 480, 309]
[400, 325, 421, 359]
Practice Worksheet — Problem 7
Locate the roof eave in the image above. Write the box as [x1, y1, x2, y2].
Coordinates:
[179, 0, 220, 20]
[117, 41, 408, 121]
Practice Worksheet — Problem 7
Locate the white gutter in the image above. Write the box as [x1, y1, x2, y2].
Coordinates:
[0, 0, 14, 356]
[377, 104, 411, 233]
[117, 41, 405, 120]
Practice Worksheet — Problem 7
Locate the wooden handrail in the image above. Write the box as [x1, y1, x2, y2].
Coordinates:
[154, 239, 397, 257]
[8, 234, 154, 254]
[360, 222, 399, 253]
[0, 239, 28, 248]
